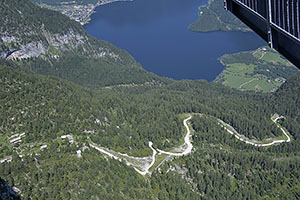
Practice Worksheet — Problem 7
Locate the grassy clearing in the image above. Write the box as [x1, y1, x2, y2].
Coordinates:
[216, 47, 298, 93]
[223, 75, 253, 88]
[149, 153, 170, 172]
[242, 79, 281, 93]
[224, 63, 255, 75]
[219, 63, 283, 92]
[261, 51, 291, 66]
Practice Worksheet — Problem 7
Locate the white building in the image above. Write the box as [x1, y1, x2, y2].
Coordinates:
[76, 150, 82, 158]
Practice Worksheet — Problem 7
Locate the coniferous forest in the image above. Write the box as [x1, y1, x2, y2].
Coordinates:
[0, 0, 300, 199]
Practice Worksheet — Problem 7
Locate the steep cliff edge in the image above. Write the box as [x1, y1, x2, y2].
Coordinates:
[0, 0, 127, 61]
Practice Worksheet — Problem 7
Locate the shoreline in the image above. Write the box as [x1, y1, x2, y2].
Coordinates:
[81, 0, 134, 25]
[36, 0, 133, 26]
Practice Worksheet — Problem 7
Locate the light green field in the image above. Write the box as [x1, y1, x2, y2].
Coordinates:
[261, 51, 291, 66]
[216, 47, 297, 93]
[222, 75, 252, 88]
[220, 63, 255, 88]
[222, 63, 255, 75]
[253, 49, 263, 58]
[220, 62, 283, 92]
[253, 47, 292, 66]
[242, 79, 281, 93]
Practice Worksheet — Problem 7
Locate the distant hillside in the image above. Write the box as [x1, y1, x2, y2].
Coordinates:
[189, 0, 249, 32]
[1, 0, 85, 58]
[0, 0, 164, 88]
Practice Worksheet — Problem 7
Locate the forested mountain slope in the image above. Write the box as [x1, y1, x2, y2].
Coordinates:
[272, 72, 300, 121]
[1, 60, 300, 199]
[0, 0, 164, 88]
[189, 0, 249, 32]
[0, 64, 181, 156]
[1, 0, 300, 199]
[1, 0, 104, 59]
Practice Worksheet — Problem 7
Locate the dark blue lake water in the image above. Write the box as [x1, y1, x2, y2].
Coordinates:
[84, 0, 266, 81]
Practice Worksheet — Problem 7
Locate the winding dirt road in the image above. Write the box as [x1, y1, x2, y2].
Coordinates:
[89, 113, 291, 176]
[133, 142, 157, 176]
[157, 116, 193, 156]
[218, 114, 290, 147]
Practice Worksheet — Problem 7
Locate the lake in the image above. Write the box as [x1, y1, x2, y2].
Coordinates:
[84, 0, 266, 81]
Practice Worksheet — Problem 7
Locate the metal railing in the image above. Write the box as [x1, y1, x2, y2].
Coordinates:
[231, 0, 300, 43]
[270, 0, 300, 39]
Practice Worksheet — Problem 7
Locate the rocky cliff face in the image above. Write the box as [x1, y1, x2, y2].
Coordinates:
[0, 0, 121, 62]
[0, 0, 150, 88]
[0, 27, 120, 61]
[0, 40, 47, 59]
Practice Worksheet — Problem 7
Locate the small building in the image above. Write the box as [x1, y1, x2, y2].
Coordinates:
[40, 145, 47, 150]
[9, 137, 21, 144]
[274, 77, 286, 83]
[76, 150, 82, 158]
[19, 132, 26, 137]
[8, 134, 19, 140]
[61, 135, 74, 144]
[95, 118, 101, 124]
[83, 130, 95, 134]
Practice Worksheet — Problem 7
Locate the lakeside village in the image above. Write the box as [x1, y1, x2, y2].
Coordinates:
[37, 0, 131, 25]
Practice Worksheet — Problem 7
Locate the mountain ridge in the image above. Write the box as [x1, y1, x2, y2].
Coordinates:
[0, 0, 165, 88]
[1, 0, 300, 199]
